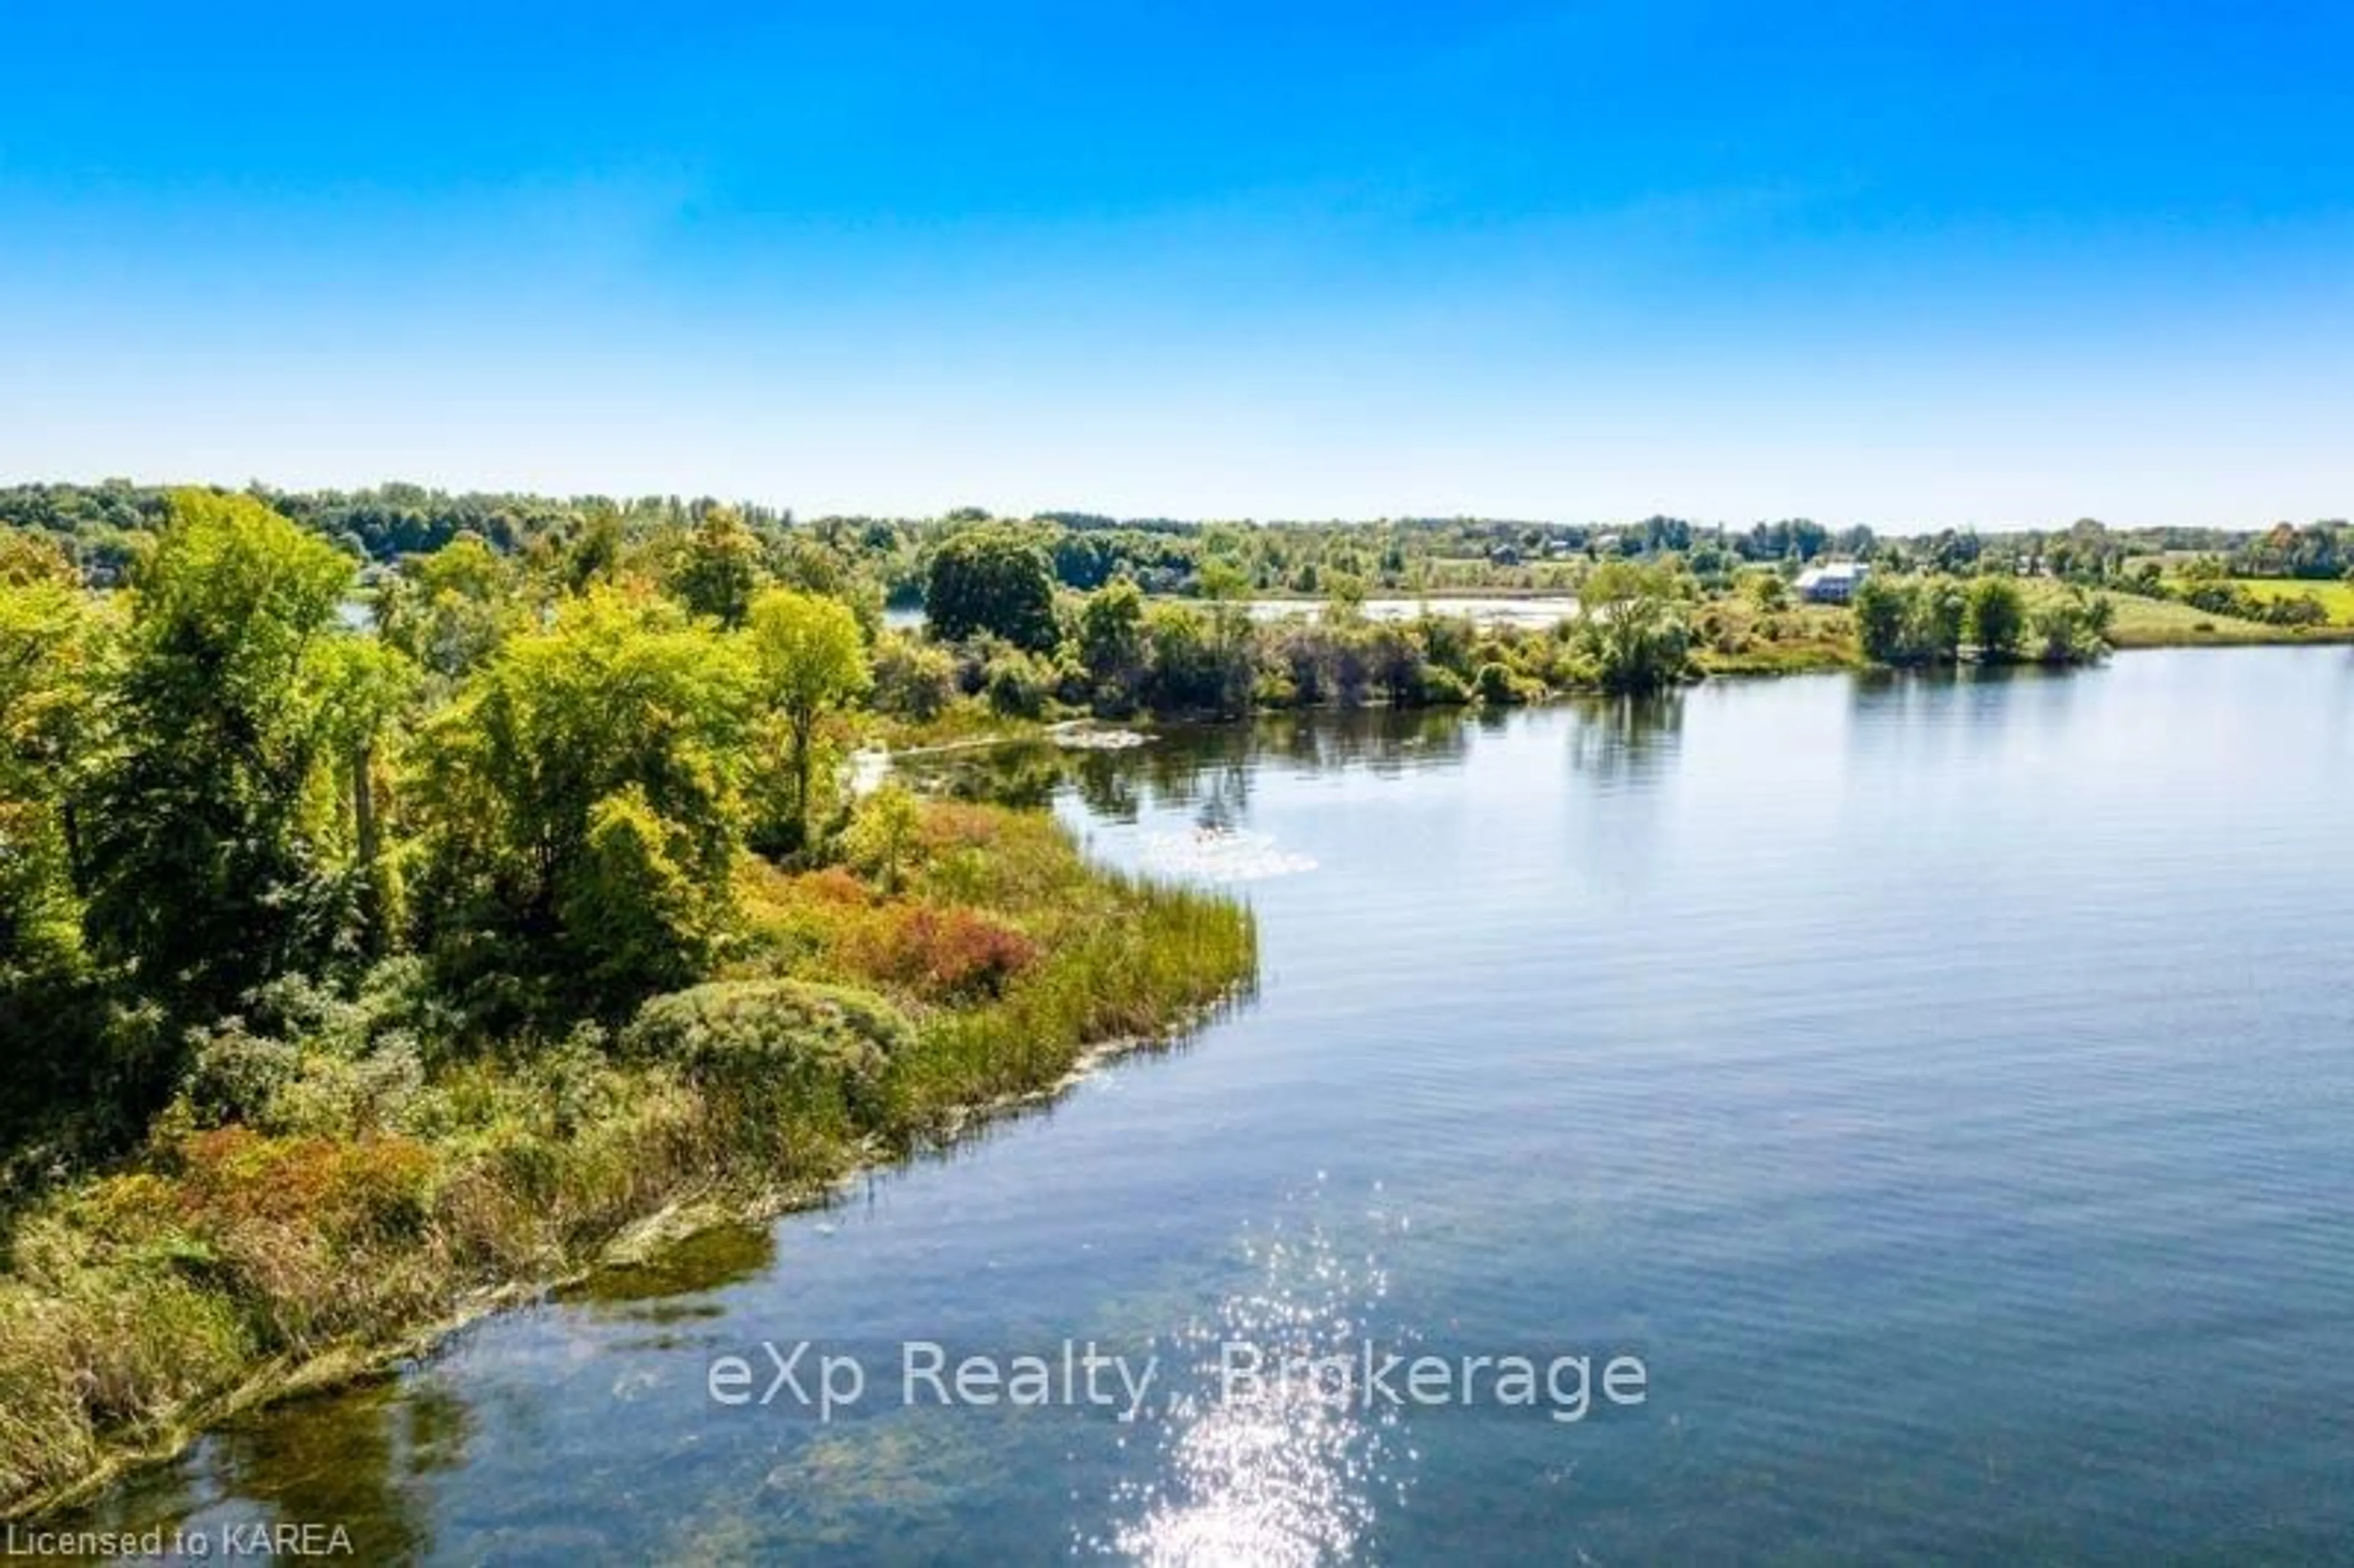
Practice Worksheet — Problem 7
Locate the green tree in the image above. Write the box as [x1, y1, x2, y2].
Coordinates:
[561, 785, 712, 999]
[1575, 561, 1691, 695]
[0, 576, 107, 972]
[1195, 557, 1251, 602]
[1076, 579, 1146, 712]
[1913, 577, 1967, 662]
[303, 636, 423, 956]
[666, 507, 766, 626]
[926, 528, 1057, 651]
[414, 585, 753, 1016]
[746, 588, 870, 856]
[1141, 602, 1255, 717]
[1965, 577, 2027, 660]
[376, 533, 521, 678]
[2030, 589, 2116, 665]
[1852, 574, 1914, 664]
[80, 491, 357, 1021]
[843, 783, 922, 894]
[1744, 571, 1790, 612]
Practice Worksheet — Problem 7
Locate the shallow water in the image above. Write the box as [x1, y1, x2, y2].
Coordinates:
[64, 648, 2354, 1564]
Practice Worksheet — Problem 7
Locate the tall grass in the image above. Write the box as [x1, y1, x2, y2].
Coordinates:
[896, 875, 1255, 1116]
[0, 800, 1256, 1514]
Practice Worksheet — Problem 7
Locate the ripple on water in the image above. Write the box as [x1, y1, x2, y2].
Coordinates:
[1139, 828, 1317, 884]
[1096, 1208, 1408, 1567]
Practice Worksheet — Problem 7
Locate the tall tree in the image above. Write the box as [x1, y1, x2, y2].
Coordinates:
[925, 527, 1057, 650]
[666, 506, 766, 626]
[1076, 579, 1146, 711]
[79, 490, 356, 1020]
[1575, 561, 1692, 695]
[1965, 577, 2027, 661]
[747, 588, 870, 856]
[413, 585, 753, 1014]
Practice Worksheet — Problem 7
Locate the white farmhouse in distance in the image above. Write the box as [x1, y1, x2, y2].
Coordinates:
[1795, 561, 1870, 604]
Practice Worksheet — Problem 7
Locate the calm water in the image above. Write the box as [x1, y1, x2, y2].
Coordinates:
[884, 596, 1581, 634]
[1240, 596, 1579, 628]
[69, 649, 2354, 1564]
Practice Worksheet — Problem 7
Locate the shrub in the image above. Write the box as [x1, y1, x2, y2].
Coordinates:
[180, 1021, 302, 1130]
[842, 785, 923, 894]
[984, 649, 1051, 718]
[620, 980, 912, 1161]
[1420, 666, 1472, 706]
[870, 632, 959, 720]
[837, 903, 1039, 1000]
[1472, 661, 1531, 706]
[170, 1127, 438, 1247]
[2263, 593, 2327, 628]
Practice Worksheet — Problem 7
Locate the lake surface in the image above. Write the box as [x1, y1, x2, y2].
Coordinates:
[883, 596, 1582, 634]
[1240, 596, 1579, 628]
[69, 648, 2354, 1564]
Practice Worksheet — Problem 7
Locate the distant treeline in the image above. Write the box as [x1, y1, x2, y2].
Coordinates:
[8, 480, 2340, 601]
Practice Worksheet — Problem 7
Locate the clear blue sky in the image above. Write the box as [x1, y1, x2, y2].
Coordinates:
[3, 1, 2348, 527]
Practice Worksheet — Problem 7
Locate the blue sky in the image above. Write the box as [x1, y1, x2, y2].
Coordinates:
[3, 1, 2348, 527]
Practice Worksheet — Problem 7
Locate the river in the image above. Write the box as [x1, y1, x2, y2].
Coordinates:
[66, 647, 2354, 1564]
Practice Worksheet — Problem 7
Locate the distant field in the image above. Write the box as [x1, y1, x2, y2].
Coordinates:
[2232, 577, 2354, 625]
[2061, 585, 2354, 648]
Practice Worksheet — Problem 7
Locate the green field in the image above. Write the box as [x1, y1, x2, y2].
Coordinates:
[2233, 577, 2354, 625]
[2018, 580, 2354, 649]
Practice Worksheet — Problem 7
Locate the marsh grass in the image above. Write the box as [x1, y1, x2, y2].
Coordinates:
[0, 801, 1255, 1513]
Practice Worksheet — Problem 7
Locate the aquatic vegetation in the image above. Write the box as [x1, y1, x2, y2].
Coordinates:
[0, 799, 1255, 1515]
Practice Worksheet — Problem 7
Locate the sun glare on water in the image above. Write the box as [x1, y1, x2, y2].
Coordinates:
[1097, 1214, 1408, 1566]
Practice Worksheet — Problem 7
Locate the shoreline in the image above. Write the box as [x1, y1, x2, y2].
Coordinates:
[12, 629, 2345, 1520]
[16, 988, 1249, 1522]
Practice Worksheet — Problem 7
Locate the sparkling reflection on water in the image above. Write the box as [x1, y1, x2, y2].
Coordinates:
[1100, 1197, 1406, 1566]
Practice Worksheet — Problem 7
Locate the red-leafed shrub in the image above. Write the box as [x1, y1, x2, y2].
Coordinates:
[837, 902, 1037, 999]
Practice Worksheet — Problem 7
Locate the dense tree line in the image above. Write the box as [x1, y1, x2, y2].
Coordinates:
[0, 493, 875, 1158]
[1853, 573, 2111, 666]
[7, 481, 2345, 618]
[0, 481, 2173, 1165]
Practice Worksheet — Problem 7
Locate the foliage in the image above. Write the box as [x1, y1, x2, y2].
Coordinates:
[78, 492, 360, 1030]
[870, 631, 959, 721]
[412, 586, 754, 1019]
[746, 588, 870, 856]
[1140, 602, 1257, 717]
[1574, 561, 1692, 695]
[1472, 661, 1532, 705]
[1853, 574, 1967, 666]
[663, 506, 766, 626]
[983, 647, 1053, 718]
[1076, 579, 1148, 713]
[373, 533, 523, 677]
[842, 784, 923, 894]
[1965, 577, 2027, 660]
[925, 527, 1057, 651]
[2028, 589, 2116, 664]
[620, 980, 908, 1162]
[0, 797, 1254, 1511]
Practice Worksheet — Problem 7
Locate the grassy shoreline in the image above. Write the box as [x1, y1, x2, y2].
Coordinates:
[0, 802, 1255, 1518]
